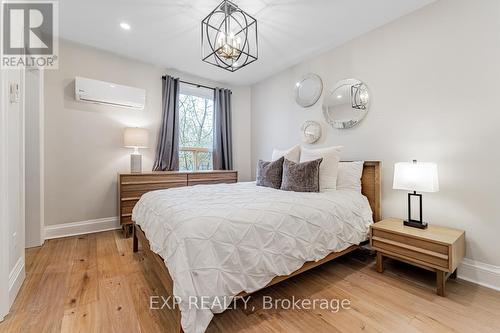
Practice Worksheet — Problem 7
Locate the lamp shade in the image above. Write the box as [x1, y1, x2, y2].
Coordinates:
[123, 127, 148, 148]
[393, 161, 439, 193]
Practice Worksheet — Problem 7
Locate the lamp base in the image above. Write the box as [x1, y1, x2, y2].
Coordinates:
[403, 219, 428, 229]
[130, 154, 142, 173]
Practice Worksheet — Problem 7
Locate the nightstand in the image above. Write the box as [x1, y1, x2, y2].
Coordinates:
[370, 218, 465, 296]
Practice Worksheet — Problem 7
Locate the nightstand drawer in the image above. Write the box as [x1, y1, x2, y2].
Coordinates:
[372, 229, 449, 255]
[372, 237, 449, 269]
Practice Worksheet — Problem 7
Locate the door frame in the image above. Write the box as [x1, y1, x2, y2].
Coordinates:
[0, 71, 10, 321]
[0, 68, 26, 321]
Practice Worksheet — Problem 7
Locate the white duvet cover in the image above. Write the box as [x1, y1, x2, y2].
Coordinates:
[132, 182, 373, 333]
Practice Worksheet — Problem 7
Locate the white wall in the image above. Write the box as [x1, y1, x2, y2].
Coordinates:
[230, 85, 252, 181]
[25, 69, 44, 247]
[251, 0, 500, 267]
[44, 41, 252, 227]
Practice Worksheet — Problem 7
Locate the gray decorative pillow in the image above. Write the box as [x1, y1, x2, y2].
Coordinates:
[281, 158, 323, 192]
[256, 157, 284, 189]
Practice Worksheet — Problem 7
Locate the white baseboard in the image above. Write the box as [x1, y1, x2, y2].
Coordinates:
[9, 256, 25, 307]
[44, 216, 120, 240]
[458, 258, 500, 291]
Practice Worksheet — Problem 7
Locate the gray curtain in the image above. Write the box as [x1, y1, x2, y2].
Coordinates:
[213, 88, 233, 170]
[153, 76, 180, 171]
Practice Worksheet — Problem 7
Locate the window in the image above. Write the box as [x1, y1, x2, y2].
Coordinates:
[178, 83, 214, 171]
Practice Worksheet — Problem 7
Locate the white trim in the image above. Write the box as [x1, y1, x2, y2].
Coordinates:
[8, 257, 25, 307]
[39, 68, 45, 245]
[458, 258, 500, 291]
[44, 217, 120, 239]
[0, 69, 11, 320]
[0, 68, 26, 319]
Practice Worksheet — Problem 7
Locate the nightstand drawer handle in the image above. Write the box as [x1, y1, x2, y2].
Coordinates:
[372, 236, 449, 260]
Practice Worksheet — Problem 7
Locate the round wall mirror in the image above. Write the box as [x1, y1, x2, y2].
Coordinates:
[300, 121, 321, 144]
[322, 78, 369, 129]
[294, 73, 323, 108]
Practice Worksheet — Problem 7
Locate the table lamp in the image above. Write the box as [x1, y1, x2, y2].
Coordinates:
[124, 127, 148, 173]
[393, 160, 439, 229]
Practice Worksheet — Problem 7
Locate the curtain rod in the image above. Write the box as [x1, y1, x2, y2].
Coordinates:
[162, 75, 216, 91]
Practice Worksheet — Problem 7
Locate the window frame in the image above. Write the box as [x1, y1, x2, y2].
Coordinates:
[179, 146, 212, 171]
[177, 82, 215, 172]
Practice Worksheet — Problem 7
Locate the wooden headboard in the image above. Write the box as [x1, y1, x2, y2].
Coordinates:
[360, 161, 381, 222]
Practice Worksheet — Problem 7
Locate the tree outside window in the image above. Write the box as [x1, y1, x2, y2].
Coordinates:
[178, 86, 214, 171]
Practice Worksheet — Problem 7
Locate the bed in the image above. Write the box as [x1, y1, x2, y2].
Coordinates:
[132, 161, 381, 333]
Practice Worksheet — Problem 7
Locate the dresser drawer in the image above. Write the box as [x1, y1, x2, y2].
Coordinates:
[121, 181, 187, 192]
[188, 179, 237, 186]
[371, 237, 449, 270]
[120, 173, 187, 184]
[121, 215, 132, 225]
[121, 199, 139, 208]
[121, 200, 138, 215]
[187, 172, 237, 185]
[121, 182, 187, 198]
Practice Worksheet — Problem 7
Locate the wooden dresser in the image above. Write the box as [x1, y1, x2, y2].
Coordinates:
[118, 170, 238, 236]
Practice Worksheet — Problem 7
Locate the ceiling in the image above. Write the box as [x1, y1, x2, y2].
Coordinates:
[59, 0, 435, 85]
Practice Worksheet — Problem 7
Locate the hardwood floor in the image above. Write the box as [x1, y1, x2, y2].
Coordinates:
[1, 230, 500, 333]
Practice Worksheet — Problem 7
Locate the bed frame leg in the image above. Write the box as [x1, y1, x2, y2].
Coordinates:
[133, 223, 138, 253]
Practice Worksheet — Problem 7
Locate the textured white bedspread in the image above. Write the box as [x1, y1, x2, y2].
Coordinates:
[132, 182, 373, 333]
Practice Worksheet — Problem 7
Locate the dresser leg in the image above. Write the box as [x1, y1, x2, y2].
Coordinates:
[437, 270, 446, 296]
[376, 252, 385, 273]
[122, 224, 133, 238]
[450, 269, 457, 279]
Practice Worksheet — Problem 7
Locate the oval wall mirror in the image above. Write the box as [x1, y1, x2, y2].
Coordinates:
[294, 73, 323, 108]
[322, 78, 370, 129]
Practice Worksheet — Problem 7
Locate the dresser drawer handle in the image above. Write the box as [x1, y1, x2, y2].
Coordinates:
[372, 236, 449, 260]
[122, 180, 185, 185]
[188, 178, 235, 182]
[122, 197, 141, 201]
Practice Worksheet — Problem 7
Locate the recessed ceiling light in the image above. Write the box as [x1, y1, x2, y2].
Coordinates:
[120, 22, 131, 30]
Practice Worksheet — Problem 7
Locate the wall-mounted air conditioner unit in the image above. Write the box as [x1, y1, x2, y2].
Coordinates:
[75, 76, 146, 110]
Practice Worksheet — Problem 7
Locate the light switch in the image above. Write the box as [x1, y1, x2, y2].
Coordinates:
[10, 82, 20, 103]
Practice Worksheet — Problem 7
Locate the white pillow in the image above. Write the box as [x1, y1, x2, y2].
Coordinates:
[300, 146, 342, 191]
[271, 144, 300, 163]
[337, 161, 364, 192]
